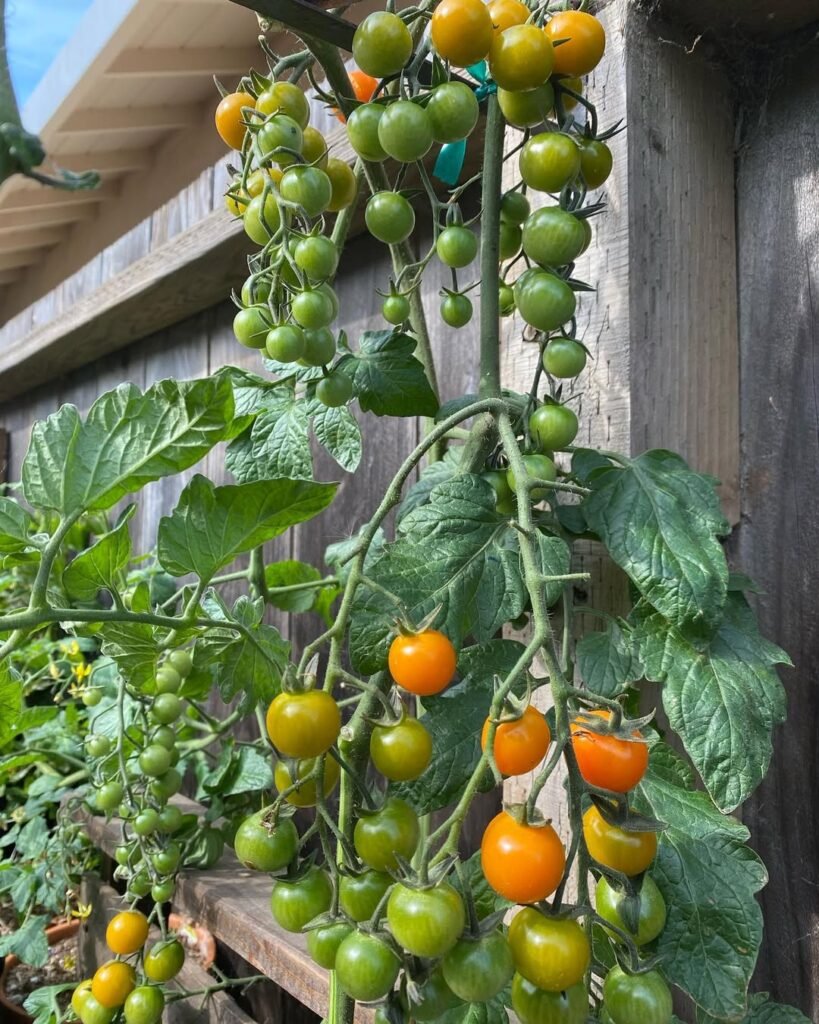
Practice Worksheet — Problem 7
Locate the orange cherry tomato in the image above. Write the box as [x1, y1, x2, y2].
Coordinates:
[91, 960, 136, 1009]
[431, 0, 495, 68]
[481, 706, 551, 776]
[488, 0, 531, 34]
[388, 629, 457, 696]
[105, 909, 149, 955]
[544, 11, 606, 77]
[215, 91, 254, 150]
[335, 69, 379, 123]
[481, 810, 565, 904]
[583, 805, 657, 876]
[570, 709, 649, 793]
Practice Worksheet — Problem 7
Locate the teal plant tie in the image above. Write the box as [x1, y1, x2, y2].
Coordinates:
[433, 62, 496, 186]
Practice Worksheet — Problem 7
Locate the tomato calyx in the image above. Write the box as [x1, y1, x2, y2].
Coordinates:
[485, 684, 533, 726]
[589, 794, 667, 837]
[391, 603, 444, 639]
[502, 801, 554, 830]
[572, 705, 655, 743]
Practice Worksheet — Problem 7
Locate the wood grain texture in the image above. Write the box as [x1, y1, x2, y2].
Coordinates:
[648, 0, 819, 38]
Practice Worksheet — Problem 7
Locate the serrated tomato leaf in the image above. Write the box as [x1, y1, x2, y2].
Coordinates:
[63, 505, 134, 600]
[576, 621, 642, 698]
[337, 330, 438, 417]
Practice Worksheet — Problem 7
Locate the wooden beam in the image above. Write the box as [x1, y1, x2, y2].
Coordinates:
[55, 148, 151, 175]
[59, 104, 202, 134]
[106, 46, 261, 77]
[0, 270, 22, 285]
[0, 250, 44, 272]
[653, 0, 819, 37]
[0, 227, 64, 251]
[228, 0, 357, 50]
[0, 182, 117, 212]
[0, 204, 97, 230]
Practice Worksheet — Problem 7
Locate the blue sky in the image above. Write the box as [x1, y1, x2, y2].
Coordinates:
[7, 0, 93, 108]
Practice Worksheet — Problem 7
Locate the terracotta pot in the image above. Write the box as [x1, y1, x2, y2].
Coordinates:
[0, 918, 81, 1024]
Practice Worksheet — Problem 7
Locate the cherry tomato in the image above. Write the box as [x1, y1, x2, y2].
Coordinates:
[155, 665, 181, 694]
[346, 104, 388, 162]
[105, 910, 148, 955]
[545, 11, 606, 76]
[280, 166, 332, 217]
[442, 930, 514, 1002]
[388, 629, 457, 696]
[529, 404, 579, 451]
[301, 327, 337, 366]
[543, 337, 587, 378]
[520, 133, 581, 193]
[353, 11, 412, 77]
[225, 185, 248, 217]
[366, 192, 415, 245]
[595, 875, 667, 946]
[603, 967, 673, 1024]
[77, 994, 115, 1024]
[579, 138, 613, 188]
[370, 716, 432, 781]
[215, 92, 252, 150]
[325, 157, 358, 211]
[138, 743, 171, 778]
[302, 125, 328, 169]
[583, 805, 658, 875]
[234, 810, 298, 872]
[506, 453, 558, 501]
[266, 324, 306, 363]
[243, 193, 282, 246]
[437, 225, 478, 268]
[71, 980, 94, 1017]
[241, 274, 272, 306]
[133, 809, 160, 837]
[152, 843, 181, 874]
[483, 468, 514, 510]
[514, 268, 577, 332]
[335, 931, 400, 1002]
[151, 879, 175, 903]
[557, 75, 584, 112]
[92, 961, 136, 1009]
[426, 82, 480, 144]
[354, 796, 420, 871]
[233, 305, 271, 349]
[489, 25, 554, 92]
[481, 705, 551, 776]
[383, 293, 411, 326]
[316, 372, 353, 408]
[522, 207, 588, 267]
[508, 908, 590, 992]
[501, 191, 531, 225]
[143, 939, 185, 983]
[307, 921, 354, 969]
[378, 100, 434, 162]
[488, 0, 531, 34]
[123, 986, 165, 1024]
[412, 967, 463, 1019]
[292, 288, 336, 329]
[431, 0, 494, 67]
[499, 283, 516, 316]
[148, 767, 182, 801]
[275, 755, 340, 806]
[270, 867, 333, 932]
[257, 82, 310, 127]
[499, 219, 522, 260]
[349, 68, 379, 103]
[441, 292, 473, 328]
[294, 235, 339, 282]
[498, 83, 554, 128]
[82, 687, 103, 707]
[266, 690, 341, 758]
[571, 709, 649, 792]
[339, 869, 393, 922]
[481, 810, 565, 903]
[86, 734, 111, 758]
[511, 974, 589, 1024]
[158, 804, 184, 833]
[257, 114, 304, 165]
[387, 881, 465, 957]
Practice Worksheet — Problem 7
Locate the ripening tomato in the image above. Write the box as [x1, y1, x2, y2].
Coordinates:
[514, 268, 577, 333]
[488, 0, 530, 34]
[105, 910, 148, 955]
[280, 165, 332, 217]
[215, 91, 253, 150]
[365, 191, 415, 244]
[545, 11, 606, 76]
[377, 100, 434, 162]
[481, 706, 551, 776]
[370, 716, 432, 781]
[442, 930, 514, 1002]
[301, 126, 329, 169]
[234, 810, 298, 872]
[325, 157, 358, 212]
[481, 810, 565, 903]
[387, 881, 466, 958]
[353, 12, 413, 78]
[508, 908, 590, 992]
[388, 629, 457, 695]
[529, 404, 579, 451]
[266, 690, 341, 758]
[123, 986, 165, 1024]
[257, 114, 304, 164]
[339, 869, 393, 922]
[243, 193, 281, 246]
[579, 137, 614, 189]
[143, 939, 185, 983]
[275, 754, 340, 806]
[354, 797, 420, 871]
[350, 69, 379, 103]
[522, 207, 588, 267]
[498, 83, 554, 128]
[583, 805, 658, 875]
[92, 961, 136, 1009]
[256, 82, 310, 128]
[489, 25, 554, 92]
[542, 337, 587, 378]
[511, 974, 589, 1024]
[346, 104, 388, 162]
[570, 709, 649, 792]
[520, 132, 581, 193]
[603, 967, 673, 1024]
[595, 875, 667, 946]
[431, 0, 494, 67]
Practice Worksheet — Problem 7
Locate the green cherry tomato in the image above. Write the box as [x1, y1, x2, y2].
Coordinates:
[500, 191, 531, 225]
[603, 967, 673, 1024]
[157, 805, 184, 833]
[339, 869, 393, 922]
[529, 404, 579, 450]
[511, 974, 589, 1024]
[78, 994, 116, 1024]
[352, 11, 413, 78]
[365, 192, 415, 245]
[266, 324, 306, 362]
[96, 781, 123, 813]
[148, 767, 182, 801]
[411, 967, 463, 1020]
[243, 193, 282, 245]
[133, 809, 160, 837]
[301, 327, 337, 366]
[126, 871, 152, 899]
[506, 453, 557, 500]
[316, 372, 354, 408]
[442, 930, 514, 1002]
[508, 908, 590, 992]
[82, 687, 103, 707]
[483, 468, 514, 509]
[488, 24, 555, 92]
[257, 113, 304, 164]
[522, 207, 588, 267]
[346, 104, 388, 162]
[138, 744, 172, 778]
[72, 980, 94, 1017]
[436, 225, 478, 268]
[499, 219, 522, 260]
[307, 921, 354, 970]
[441, 292, 473, 328]
[266, 690, 341, 758]
[294, 235, 339, 282]
[234, 811, 299, 872]
[579, 138, 614, 189]
[151, 726, 176, 750]
[151, 879, 175, 903]
[377, 100, 434, 162]
[143, 939, 185, 983]
[498, 83, 555, 128]
[383, 293, 411, 325]
[326, 157, 358, 211]
[596, 876, 667, 946]
[520, 133, 582, 193]
[280, 166, 333, 217]
[335, 931, 400, 1002]
[499, 283, 516, 316]
[241, 274, 272, 306]
[354, 797, 420, 871]
[114, 845, 132, 867]
[370, 716, 432, 781]
[86, 735, 111, 758]
[155, 665, 181, 694]
[233, 305, 271, 349]
[387, 882, 465, 958]
[152, 843, 181, 875]
[292, 288, 335, 329]
[151, 692, 182, 725]
[542, 337, 587, 378]
[514, 268, 577, 332]
[426, 82, 480, 143]
[123, 986, 165, 1024]
[270, 867, 333, 932]
[256, 81, 310, 128]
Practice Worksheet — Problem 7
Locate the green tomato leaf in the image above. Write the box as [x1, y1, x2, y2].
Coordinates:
[438, 993, 509, 1024]
[226, 388, 313, 482]
[312, 402, 362, 473]
[349, 476, 526, 674]
[536, 532, 572, 606]
[205, 745, 274, 797]
[99, 621, 159, 692]
[324, 527, 386, 586]
[396, 448, 461, 526]
[63, 505, 134, 600]
[264, 560, 323, 614]
[634, 744, 767, 1020]
[697, 994, 811, 1023]
[337, 330, 439, 417]
[22, 376, 233, 514]
[0, 498, 36, 553]
[391, 640, 528, 813]
[0, 914, 49, 967]
[583, 450, 730, 644]
[0, 663, 23, 750]
[450, 849, 511, 918]
[576, 621, 642, 698]
[157, 474, 337, 580]
[24, 982, 78, 1024]
[633, 592, 789, 811]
